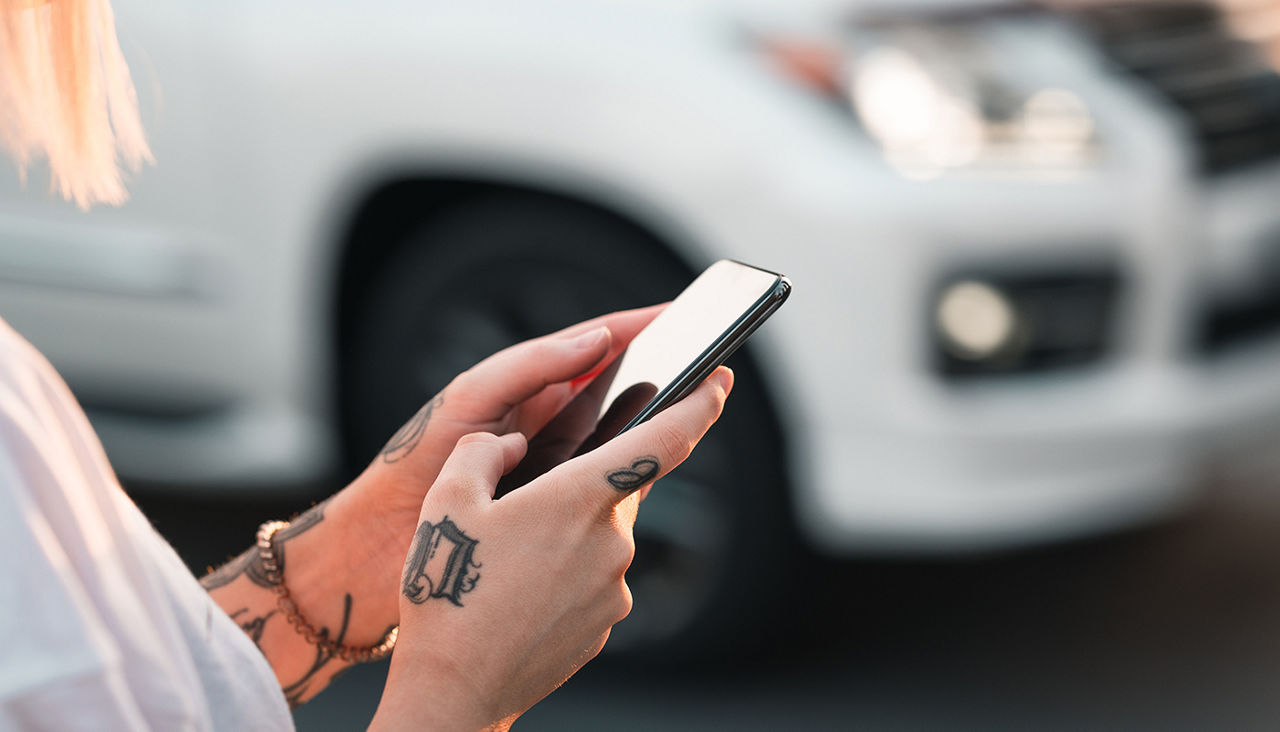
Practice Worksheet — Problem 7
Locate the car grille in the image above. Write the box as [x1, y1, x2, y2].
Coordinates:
[1070, 1, 1280, 176]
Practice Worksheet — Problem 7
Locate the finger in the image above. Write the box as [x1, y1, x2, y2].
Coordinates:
[427, 432, 528, 510]
[548, 304, 666, 343]
[450, 326, 613, 424]
[512, 304, 665, 435]
[534, 367, 733, 509]
[561, 305, 666, 390]
[460, 305, 664, 411]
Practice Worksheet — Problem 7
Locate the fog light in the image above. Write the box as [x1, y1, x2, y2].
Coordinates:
[936, 281, 1018, 359]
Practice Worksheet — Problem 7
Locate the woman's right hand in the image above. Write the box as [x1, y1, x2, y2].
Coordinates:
[369, 367, 734, 732]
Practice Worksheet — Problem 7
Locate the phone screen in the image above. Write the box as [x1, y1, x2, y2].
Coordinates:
[593, 260, 788, 436]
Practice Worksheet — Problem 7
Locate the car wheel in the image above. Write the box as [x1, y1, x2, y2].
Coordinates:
[343, 193, 796, 664]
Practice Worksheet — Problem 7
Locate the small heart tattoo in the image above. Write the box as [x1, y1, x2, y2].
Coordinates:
[605, 456, 661, 493]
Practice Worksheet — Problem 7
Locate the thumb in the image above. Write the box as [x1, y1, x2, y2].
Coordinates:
[425, 432, 528, 511]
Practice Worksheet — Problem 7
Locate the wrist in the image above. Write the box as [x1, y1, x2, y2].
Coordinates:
[284, 489, 402, 647]
[372, 652, 505, 732]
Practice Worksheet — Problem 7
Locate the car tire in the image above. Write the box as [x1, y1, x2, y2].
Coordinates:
[343, 192, 798, 665]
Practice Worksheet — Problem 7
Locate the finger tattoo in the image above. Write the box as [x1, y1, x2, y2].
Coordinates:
[605, 456, 660, 493]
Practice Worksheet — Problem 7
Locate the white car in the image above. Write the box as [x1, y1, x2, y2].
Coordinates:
[4, 0, 1280, 658]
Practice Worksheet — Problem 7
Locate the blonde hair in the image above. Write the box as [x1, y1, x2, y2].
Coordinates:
[0, 0, 150, 209]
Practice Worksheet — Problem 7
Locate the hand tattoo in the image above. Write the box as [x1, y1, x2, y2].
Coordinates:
[382, 393, 444, 463]
[200, 500, 329, 591]
[402, 516, 481, 606]
[605, 456, 660, 493]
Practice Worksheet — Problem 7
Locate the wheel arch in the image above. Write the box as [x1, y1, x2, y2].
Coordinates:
[325, 171, 714, 471]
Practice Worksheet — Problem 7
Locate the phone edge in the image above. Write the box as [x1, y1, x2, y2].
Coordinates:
[615, 272, 791, 435]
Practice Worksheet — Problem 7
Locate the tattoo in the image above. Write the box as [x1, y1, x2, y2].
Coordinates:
[605, 456, 660, 493]
[200, 549, 257, 591]
[203, 503, 366, 708]
[199, 500, 330, 591]
[382, 393, 444, 463]
[230, 607, 276, 648]
[282, 593, 354, 708]
[401, 516, 481, 606]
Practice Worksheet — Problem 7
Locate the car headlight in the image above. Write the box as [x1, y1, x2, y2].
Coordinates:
[761, 20, 1100, 178]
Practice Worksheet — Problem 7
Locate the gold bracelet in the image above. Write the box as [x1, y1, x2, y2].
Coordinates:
[256, 520, 399, 663]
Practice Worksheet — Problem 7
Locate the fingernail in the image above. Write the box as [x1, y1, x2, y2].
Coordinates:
[571, 326, 609, 349]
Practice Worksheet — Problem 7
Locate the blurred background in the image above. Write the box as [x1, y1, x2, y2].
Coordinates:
[4, 0, 1280, 728]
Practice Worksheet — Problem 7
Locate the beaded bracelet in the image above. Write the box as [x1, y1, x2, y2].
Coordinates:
[256, 520, 399, 663]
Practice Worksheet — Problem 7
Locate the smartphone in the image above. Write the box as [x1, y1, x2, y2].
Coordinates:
[495, 259, 790, 496]
[596, 259, 791, 437]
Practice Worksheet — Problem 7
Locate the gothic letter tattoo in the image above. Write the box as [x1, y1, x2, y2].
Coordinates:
[199, 499, 329, 591]
[382, 393, 444, 463]
[401, 516, 481, 606]
[605, 456, 660, 493]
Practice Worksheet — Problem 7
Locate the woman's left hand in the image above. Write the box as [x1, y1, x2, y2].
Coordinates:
[202, 305, 663, 706]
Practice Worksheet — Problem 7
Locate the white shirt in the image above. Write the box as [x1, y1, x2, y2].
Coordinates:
[0, 318, 293, 731]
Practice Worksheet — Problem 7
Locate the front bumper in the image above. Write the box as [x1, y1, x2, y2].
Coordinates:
[796, 338, 1280, 553]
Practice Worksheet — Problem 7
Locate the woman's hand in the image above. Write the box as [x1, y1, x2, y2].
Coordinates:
[370, 367, 734, 731]
[201, 307, 662, 706]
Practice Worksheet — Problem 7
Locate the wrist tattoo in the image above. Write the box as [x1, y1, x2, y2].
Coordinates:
[605, 456, 660, 493]
[282, 593, 355, 708]
[204, 502, 368, 709]
[401, 516, 481, 606]
[200, 499, 329, 591]
[229, 607, 275, 648]
[382, 393, 444, 463]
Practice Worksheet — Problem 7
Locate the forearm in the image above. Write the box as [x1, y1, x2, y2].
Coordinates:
[200, 485, 405, 707]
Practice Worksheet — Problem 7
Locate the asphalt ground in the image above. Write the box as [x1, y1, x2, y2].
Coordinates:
[135, 461, 1280, 731]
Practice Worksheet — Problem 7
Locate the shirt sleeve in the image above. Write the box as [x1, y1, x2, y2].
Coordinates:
[0, 318, 291, 732]
[0, 346, 212, 730]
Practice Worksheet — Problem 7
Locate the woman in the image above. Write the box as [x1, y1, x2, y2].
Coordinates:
[0, 2, 732, 729]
